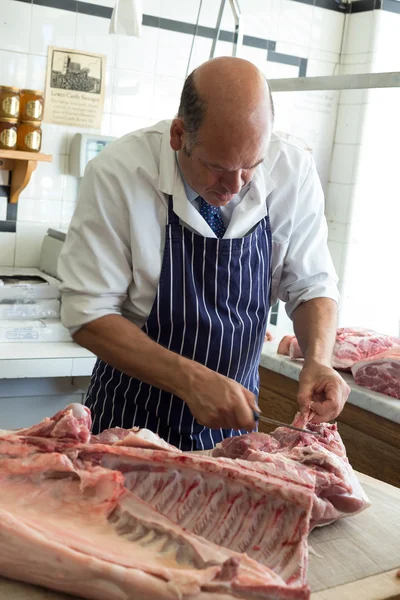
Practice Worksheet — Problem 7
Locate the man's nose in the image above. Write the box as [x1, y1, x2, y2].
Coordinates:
[221, 171, 243, 195]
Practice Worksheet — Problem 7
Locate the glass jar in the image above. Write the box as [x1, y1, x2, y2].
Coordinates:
[0, 86, 20, 119]
[17, 120, 42, 152]
[0, 118, 18, 150]
[20, 89, 44, 121]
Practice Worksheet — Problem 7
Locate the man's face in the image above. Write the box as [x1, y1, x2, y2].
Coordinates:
[171, 119, 270, 207]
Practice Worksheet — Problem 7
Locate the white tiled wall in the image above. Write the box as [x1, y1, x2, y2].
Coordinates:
[325, 11, 377, 280]
[325, 8, 400, 335]
[1, 0, 343, 269]
[0, 233, 15, 267]
[238, 0, 344, 192]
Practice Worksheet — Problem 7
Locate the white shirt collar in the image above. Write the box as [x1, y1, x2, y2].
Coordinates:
[158, 123, 275, 238]
[175, 154, 198, 203]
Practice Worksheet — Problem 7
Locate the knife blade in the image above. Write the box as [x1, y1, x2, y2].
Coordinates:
[253, 411, 323, 437]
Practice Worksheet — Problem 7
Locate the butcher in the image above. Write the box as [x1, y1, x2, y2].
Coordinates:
[58, 57, 350, 451]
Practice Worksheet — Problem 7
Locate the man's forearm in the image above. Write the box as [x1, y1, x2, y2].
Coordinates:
[292, 298, 337, 366]
[73, 313, 258, 431]
[73, 314, 201, 398]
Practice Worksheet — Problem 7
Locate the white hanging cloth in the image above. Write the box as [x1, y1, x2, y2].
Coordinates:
[109, 0, 142, 37]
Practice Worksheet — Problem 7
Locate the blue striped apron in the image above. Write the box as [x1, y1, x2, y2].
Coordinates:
[85, 196, 272, 451]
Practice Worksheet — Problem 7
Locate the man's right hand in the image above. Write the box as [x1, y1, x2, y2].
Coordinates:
[73, 315, 258, 432]
[178, 362, 258, 431]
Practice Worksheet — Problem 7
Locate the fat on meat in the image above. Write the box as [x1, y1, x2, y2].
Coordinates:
[0, 453, 310, 600]
[277, 328, 400, 370]
[91, 426, 181, 451]
[76, 443, 314, 586]
[351, 346, 400, 399]
[212, 412, 370, 529]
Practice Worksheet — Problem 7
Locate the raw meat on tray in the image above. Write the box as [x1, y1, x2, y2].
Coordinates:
[333, 328, 400, 369]
[351, 346, 400, 399]
[278, 327, 400, 370]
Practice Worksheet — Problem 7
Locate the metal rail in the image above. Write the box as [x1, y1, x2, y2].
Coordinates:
[229, 0, 243, 57]
[208, 4, 399, 93]
[209, 0, 226, 60]
[269, 72, 400, 92]
[210, 0, 243, 59]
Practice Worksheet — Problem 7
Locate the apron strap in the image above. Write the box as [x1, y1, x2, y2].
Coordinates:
[167, 195, 180, 226]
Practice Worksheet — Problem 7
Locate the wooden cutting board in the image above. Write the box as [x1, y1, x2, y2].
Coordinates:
[0, 473, 399, 600]
[309, 472, 400, 600]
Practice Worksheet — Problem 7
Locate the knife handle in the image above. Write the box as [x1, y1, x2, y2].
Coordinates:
[252, 409, 260, 423]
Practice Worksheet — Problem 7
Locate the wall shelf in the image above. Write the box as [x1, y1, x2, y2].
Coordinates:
[0, 150, 52, 204]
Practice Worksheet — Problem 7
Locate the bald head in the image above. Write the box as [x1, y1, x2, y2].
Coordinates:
[177, 57, 274, 153]
[195, 57, 272, 121]
[171, 57, 274, 207]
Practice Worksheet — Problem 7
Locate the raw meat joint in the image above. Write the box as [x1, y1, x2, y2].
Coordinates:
[0, 404, 370, 600]
[351, 347, 400, 399]
[278, 327, 400, 399]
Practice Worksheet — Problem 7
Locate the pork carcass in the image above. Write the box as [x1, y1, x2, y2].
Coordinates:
[76, 443, 315, 586]
[277, 328, 400, 370]
[0, 405, 369, 600]
[351, 346, 400, 399]
[212, 413, 370, 529]
[0, 409, 314, 587]
[0, 451, 309, 600]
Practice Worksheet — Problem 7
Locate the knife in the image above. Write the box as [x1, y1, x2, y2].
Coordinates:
[252, 411, 323, 437]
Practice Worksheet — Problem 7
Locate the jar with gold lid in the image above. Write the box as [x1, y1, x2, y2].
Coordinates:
[20, 89, 44, 121]
[0, 86, 20, 119]
[0, 118, 18, 150]
[17, 120, 42, 152]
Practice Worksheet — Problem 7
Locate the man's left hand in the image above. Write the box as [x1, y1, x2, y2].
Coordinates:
[297, 361, 351, 423]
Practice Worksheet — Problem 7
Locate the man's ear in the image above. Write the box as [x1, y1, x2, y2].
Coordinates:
[170, 118, 185, 151]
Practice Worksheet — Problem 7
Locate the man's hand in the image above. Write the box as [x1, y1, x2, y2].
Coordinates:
[292, 298, 347, 423]
[179, 362, 258, 431]
[74, 315, 259, 433]
[297, 360, 350, 423]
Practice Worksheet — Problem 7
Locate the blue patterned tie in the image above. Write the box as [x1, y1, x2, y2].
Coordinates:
[199, 197, 226, 238]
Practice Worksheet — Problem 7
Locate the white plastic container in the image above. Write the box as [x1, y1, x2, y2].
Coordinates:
[0, 299, 60, 320]
[0, 268, 60, 300]
[0, 319, 72, 343]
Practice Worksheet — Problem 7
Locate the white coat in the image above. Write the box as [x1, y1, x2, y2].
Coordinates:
[58, 120, 339, 334]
